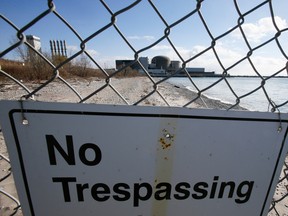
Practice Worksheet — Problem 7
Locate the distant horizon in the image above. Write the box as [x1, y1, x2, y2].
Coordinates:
[1, 54, 287, 78]
[1, 0, 288, 76]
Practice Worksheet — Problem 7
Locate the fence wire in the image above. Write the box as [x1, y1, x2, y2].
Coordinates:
[0, 0, 288, 215]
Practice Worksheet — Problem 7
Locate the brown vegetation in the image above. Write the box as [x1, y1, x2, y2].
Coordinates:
[0, 58, 143, 81]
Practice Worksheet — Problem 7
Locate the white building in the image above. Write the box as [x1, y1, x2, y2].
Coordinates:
[26, 35, 41, 52]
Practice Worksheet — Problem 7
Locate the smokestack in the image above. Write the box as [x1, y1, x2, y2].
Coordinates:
[50, 40, 54, 56]
[50, 39, 68, 57]
[56, 40, 60, 55]
[63, 40, 67, 57]
[60, 40, 64, 56]
[53, 40, 56, 56]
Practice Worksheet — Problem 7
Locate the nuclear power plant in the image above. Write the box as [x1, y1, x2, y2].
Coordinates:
[25, 36, 216, 77]
[116, 56, 217, 77]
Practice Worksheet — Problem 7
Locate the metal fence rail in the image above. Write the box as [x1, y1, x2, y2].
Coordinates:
[0, 0, 288, 215]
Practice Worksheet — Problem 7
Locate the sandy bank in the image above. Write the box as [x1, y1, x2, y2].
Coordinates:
[0, 77, 286, 216]
[0, 77, 245, 110]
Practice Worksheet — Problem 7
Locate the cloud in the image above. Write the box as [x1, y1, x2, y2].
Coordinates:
[86, 49, 99, 57]
[151, 44, 172, 51]
[66, 45, 99, 57]
[231, 16, 288, 43]
[67, 26, 286, 75]
[81, 43, 285, 75]
[66, 45, 78, 53]
[127, 35, 155, 41]
[167, 43, 286, 76]
[91, 55, 135, 69]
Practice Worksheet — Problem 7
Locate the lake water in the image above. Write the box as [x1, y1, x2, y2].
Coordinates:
[168, 77, 288, 112]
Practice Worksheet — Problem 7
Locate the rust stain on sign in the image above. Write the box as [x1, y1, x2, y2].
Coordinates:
[159, 129, 175, 150]
[152, 120, 178, 216]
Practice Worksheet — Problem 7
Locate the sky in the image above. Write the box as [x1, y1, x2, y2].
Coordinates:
[1, 0, 288, 76]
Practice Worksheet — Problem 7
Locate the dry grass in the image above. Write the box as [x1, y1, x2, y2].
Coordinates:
[0, 58, 143, 81]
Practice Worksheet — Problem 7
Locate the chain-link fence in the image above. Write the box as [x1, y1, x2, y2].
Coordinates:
[1, 0, 288, 215]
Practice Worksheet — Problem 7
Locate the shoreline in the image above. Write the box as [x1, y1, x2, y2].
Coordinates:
[0, 77, 245, 110]
[0, 76, 286, 216]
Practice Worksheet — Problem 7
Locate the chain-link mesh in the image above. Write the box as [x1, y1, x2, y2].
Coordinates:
[1, 0, 287, 215]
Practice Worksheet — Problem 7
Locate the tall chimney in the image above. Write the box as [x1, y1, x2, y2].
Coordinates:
[53, 40, 57, 56]
[50, 40, 54, 56]
[63, 40, 67, 57]
[60, 40, 64, 56]
[56, 40, 60, 55]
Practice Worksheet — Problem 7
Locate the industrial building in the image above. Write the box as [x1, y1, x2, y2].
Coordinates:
[26, 35, 41, 52]
[115, 56, 217, 77]
[26, 35, 42, 63]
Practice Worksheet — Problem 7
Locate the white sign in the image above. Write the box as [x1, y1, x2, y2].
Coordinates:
[0, 100, 287, 216]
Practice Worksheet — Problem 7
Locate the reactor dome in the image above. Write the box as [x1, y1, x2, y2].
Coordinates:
[151, 56, 171, 70]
